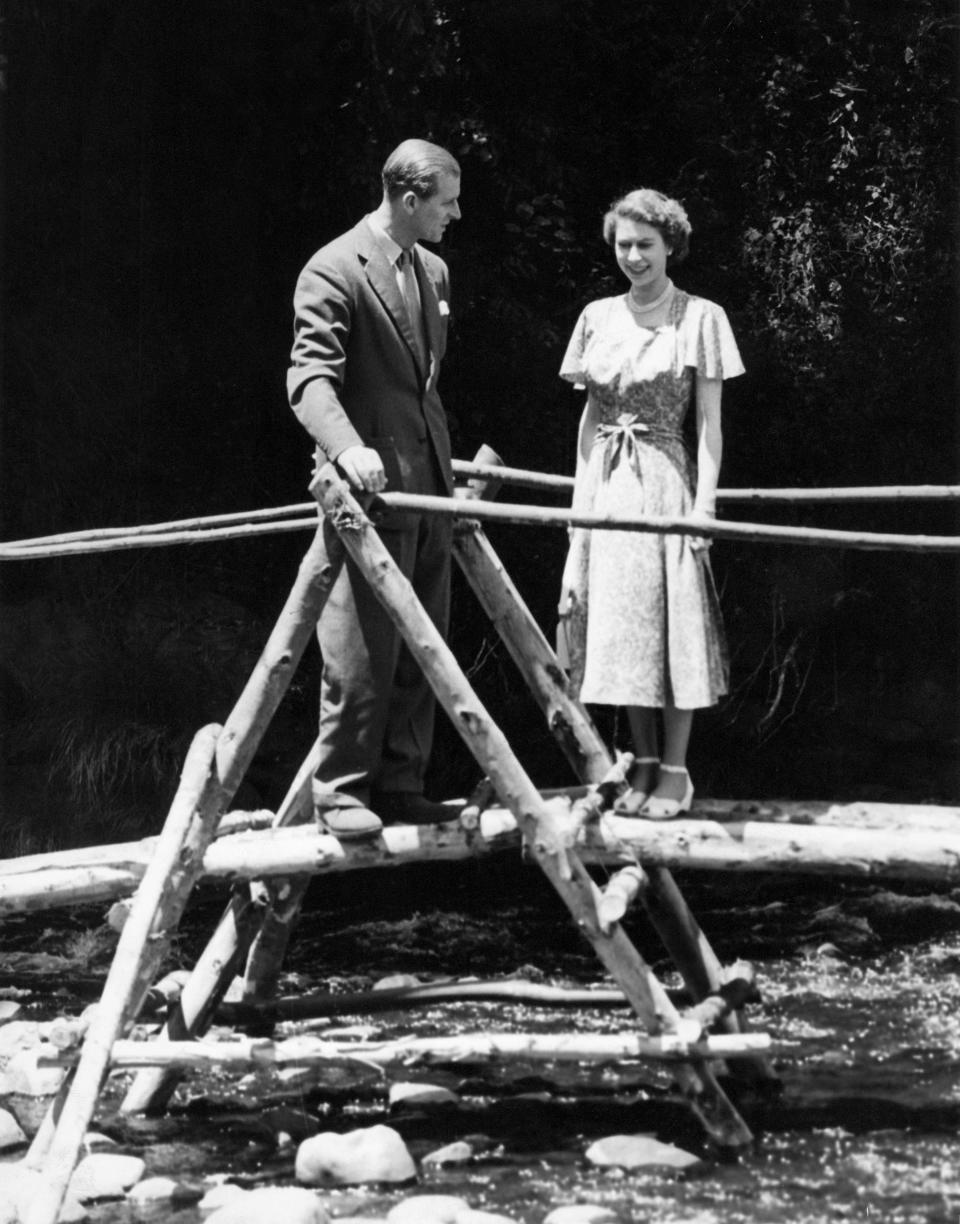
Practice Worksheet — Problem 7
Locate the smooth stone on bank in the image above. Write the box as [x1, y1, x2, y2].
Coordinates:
[295, 1124, 416, 1185]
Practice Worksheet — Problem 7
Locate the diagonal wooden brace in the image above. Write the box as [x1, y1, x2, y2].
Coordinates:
[310, 463, 753, 1149]
[119, 519, 345, 1115]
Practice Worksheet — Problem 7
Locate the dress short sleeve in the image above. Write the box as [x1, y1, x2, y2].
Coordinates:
[682, 298, 745, 380]
[559, 307, 590, 386]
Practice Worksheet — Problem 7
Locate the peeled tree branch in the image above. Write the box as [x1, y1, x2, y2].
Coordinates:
[38, 1028, 776, 1072]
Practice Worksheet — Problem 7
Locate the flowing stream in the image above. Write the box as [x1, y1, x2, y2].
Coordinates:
[3, 865, 960, 1223]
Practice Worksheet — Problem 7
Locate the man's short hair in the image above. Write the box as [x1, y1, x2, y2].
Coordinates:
[382, 139, 460, 200]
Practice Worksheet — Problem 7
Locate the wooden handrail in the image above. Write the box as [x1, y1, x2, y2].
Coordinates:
[3, 491, 959, 559]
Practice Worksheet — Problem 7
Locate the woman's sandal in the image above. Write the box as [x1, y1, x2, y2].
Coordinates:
[613, 756, 660, 814]
[638, 764, 694, 820]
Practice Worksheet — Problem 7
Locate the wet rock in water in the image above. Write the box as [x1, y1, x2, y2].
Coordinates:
[126, 1175, 199, 1204]
[386, 1195, 468, 1222]
[455, 1211, 520, 1223]
[0, 1045, 68, 1096]
[0, 1108, 26, 1151]
[421, 1140, 474, 1167]
[0, 1163, 87, 1222]
[204, 1185, 330, 1224]
[82, 1131, 117, 1153]
[851, 890, 960, 938]
[69, 1152, 146, 1200]
[388, 1081, 459, 1109]
[238, 1104, 320, 1147]
[198, 1181, 248, 1213]
[374, 974, 421, 990]
[584, 1134, 702, 1172]
[543, 1206, 621, 1223]
[296, 1124, 416, 1185]
[0, 1022, 44, 1062]
[106, 898, 133, 932]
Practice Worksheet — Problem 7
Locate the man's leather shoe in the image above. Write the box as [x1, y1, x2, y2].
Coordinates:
[371, 791, 456, 826]
[313, 786, 383, 840]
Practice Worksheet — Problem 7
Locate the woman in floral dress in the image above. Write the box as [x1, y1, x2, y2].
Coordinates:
[557, 188, 744, 817]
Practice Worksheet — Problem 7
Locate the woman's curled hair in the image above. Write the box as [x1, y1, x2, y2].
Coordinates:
[602, 188, 691, 261]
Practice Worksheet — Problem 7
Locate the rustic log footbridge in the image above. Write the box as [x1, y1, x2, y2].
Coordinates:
[2, 455, 959, 1224]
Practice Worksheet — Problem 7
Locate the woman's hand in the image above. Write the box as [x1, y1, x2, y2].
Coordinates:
[558, 582, 577, 618]
[558, 542, 581, 616]
[685, 508, 716, 553]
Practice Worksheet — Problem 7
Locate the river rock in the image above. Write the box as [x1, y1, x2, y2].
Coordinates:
[69, 1152, 146, 1200]
[373, 974, 421, 990]
[105, 898, 133, 932]
[386, 1195, 468, 1222]
[126, 1176, 195, 1204]
[0, 1001, 22, 1022]
[204, 1186, 330, 1224]
[0, 1044, 67, 1095]
[296, 1125, 416, 1185]
[198, 1182, 248, 1212]
[455, 1212, 519, 1223]
[82, 1131, 117, 1153]
[0, 1021, 42, 1060]
[421, 1140, 474, 1167]
[0, 1108, 26, 1151]
[584, 1134, 702, 1172]
[388, 1081, 459, 1108]
[543, 1207, 621, 1223]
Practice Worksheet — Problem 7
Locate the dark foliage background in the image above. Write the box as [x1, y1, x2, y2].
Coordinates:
[2, 0, 958, 849]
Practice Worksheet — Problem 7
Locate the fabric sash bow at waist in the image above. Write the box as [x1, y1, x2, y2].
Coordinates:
[594, 412, 681, 481]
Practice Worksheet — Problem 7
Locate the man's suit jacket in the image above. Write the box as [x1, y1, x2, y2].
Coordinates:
[287, 217, 453, 498]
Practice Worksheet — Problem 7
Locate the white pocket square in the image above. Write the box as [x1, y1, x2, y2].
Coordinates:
[438, 300, 450, 317]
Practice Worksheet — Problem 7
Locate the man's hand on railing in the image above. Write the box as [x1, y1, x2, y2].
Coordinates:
[335, 445, 387, 494]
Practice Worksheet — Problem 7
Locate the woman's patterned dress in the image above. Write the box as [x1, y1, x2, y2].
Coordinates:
[560, 288, 744, 708]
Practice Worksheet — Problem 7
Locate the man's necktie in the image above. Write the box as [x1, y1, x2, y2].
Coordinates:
[398, 249, 427, 370]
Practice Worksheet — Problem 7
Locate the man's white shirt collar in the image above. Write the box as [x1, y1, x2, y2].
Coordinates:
[367, 215, 410, 268]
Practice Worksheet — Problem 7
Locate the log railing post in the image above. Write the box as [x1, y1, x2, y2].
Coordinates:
[310, 463, 752, 1149]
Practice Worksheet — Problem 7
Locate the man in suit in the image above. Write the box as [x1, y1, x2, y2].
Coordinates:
[287, 139, 462, 836]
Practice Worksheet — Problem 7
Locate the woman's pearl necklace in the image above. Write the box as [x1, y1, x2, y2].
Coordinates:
[627, 280, 673, 315]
